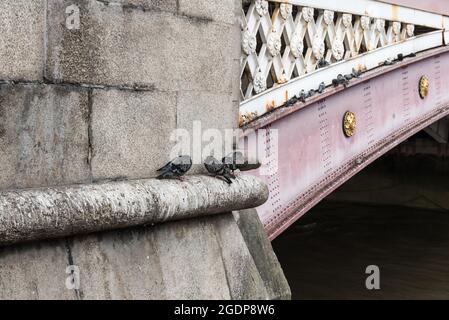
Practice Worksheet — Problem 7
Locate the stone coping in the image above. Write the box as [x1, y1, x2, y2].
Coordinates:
[0, 175, 268, 246]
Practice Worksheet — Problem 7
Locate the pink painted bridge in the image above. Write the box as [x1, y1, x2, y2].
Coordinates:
[239, 0, 449, 239]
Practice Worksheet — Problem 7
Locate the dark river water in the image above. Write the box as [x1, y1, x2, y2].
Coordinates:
[272, 201, 449, 299]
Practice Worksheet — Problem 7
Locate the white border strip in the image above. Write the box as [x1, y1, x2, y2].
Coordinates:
[240, 31, 443, 119]
[271, 0, 444, 29]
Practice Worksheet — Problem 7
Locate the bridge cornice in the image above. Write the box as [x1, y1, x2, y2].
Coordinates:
[241, 46, 449, 133]
[0, 176, 268, 247]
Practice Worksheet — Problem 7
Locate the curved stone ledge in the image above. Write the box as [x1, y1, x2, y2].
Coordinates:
[0, 175, 268, 246]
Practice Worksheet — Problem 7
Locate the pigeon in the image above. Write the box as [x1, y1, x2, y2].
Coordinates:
[317, 58, 330, 69]
[308, 89, 315, 98]
[317, 82, 326, 94]
[333, 74, 345, 87]
[298, 90, 307, 103]
[285, 96, 298, 108]
[337, 74, 349, 87]
[204, 156, 235, 184]
[332, 78, 339, 87]
[157, 155, 192, 180]
[222, 151, 262, 173]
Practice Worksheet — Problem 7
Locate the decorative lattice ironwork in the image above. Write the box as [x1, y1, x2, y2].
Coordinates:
[240, 0, 417, 101]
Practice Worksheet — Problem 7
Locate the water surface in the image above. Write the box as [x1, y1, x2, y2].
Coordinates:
[272, 201, 449, 299]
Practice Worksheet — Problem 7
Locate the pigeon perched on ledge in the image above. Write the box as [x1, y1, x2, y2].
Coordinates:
[317, 82, 326, 94]
[157, 155, 192, 180]
[204, 156, 235, 184]
[317, 58, 330, 69]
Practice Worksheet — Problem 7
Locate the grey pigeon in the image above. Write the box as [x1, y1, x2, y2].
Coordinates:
[317, 82, 326, 94]
[298, 90, 307, 102]
[333, 74, 349, 87]
[204, 156, 235, 184]
[157, 155, 192, 180]
[337, 74, 347, 85]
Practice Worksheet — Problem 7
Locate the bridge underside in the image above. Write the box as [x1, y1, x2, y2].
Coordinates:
[243, 47, 449, 239]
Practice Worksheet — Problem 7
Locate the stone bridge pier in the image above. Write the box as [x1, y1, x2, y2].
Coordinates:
[0, 0, 290, 299]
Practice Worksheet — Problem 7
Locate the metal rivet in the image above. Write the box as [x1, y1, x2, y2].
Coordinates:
[343, 111, 356, 137]
[419, 76, 429, 99]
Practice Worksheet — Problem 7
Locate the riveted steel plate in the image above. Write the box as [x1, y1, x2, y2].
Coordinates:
[242, 49, 449, 240]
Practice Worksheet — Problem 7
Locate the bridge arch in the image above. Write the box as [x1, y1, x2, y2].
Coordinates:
[239, 0, 449, 239]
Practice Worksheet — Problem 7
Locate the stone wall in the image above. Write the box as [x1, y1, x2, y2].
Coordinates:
[0, 0, 290, 300]
[0, 209, 291, 300]
[0, 0, 241, 191]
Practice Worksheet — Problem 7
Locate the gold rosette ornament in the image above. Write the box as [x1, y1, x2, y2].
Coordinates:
[419, 76, 429, 99]
[343, 111, 356, 137]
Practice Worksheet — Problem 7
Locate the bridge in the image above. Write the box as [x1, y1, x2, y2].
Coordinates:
[239, 0, 449, 239]
[0, 0, 448, 300]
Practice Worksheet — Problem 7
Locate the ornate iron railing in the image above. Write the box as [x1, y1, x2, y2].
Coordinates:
[240, 0, 448, 126]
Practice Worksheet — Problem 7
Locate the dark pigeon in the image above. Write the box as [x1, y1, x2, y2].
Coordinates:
[333, 74, 349, 88]
[337, 74, 346, 83]
[337, 74, 349, 87]
[317, 58, 330, 69]
[157, 155, 192, 180]
[332, 78, 339, 87]
[285, 96, 298, 107]
[204, 156, 235, 184]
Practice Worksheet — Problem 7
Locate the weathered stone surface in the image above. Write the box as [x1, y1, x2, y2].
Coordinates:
[114, 0, 177, 12]
[0, 0, 275, 302]
[90, 88, 177, 180]
[178, 0, 241, 25]
[234, 209, 292, 300]
[0, 211, 288, 300]
[213, 213, 270, 299]
[0, 175, 269, 246]
[0, 0, 45, 81]
[152, 215, 236, 299]
[67, 229, 170, 299]
[0, 239, 74, 300]
[0, 84, 90, 191]
[176, 91, 239, 172]
[70, 216, 235, 299]
[67, 213, 273, 299]
[177, 91, 238, 131]
[46, 0, 239, 94]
